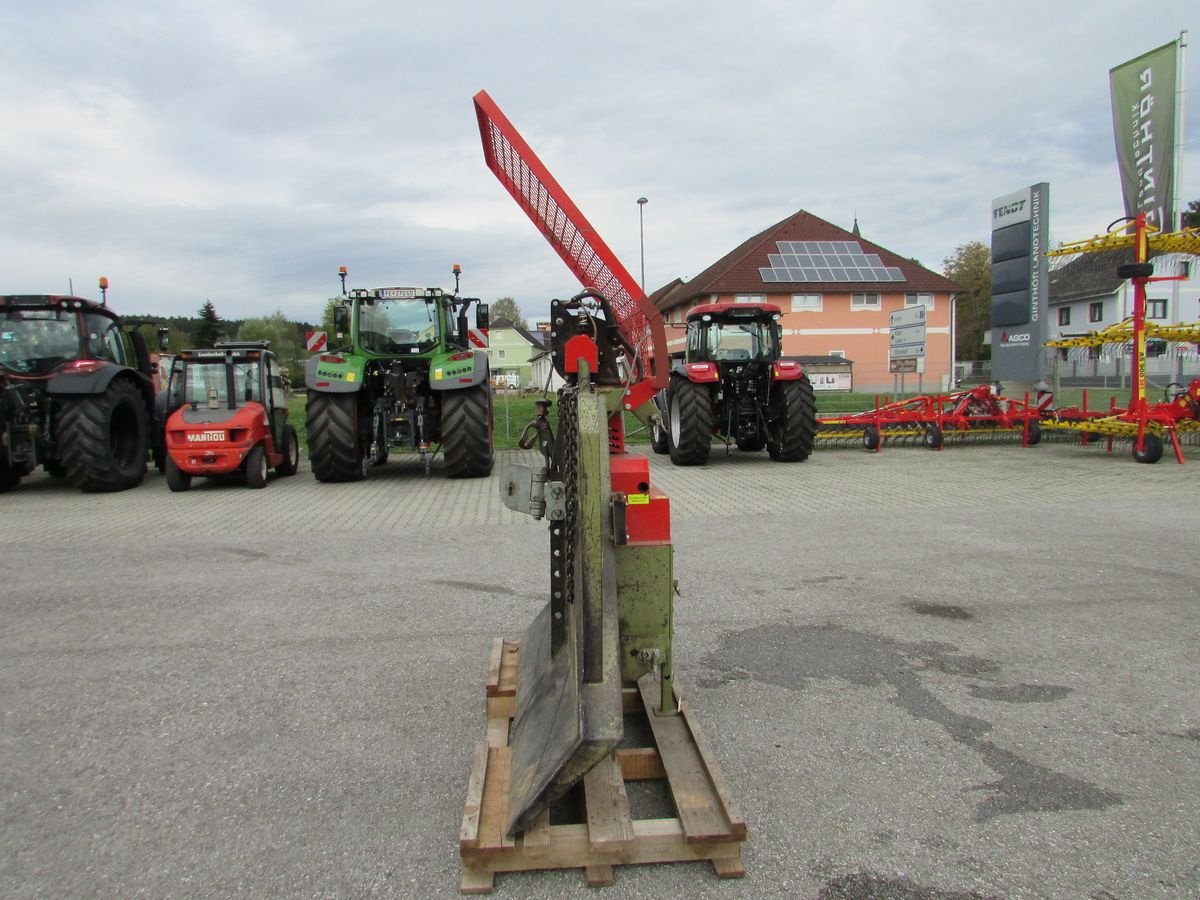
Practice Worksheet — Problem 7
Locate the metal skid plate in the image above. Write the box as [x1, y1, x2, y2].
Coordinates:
[504, 388, 623, 836]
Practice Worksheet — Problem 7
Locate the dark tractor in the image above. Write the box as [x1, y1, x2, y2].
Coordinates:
[651, 302, 817, 466]
[0, 284, 159, 493]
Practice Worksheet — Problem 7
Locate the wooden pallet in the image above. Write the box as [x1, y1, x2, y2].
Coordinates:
[459, 639, 747, 893]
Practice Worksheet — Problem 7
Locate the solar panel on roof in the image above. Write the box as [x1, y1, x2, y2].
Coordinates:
[759, 241, 906, 284]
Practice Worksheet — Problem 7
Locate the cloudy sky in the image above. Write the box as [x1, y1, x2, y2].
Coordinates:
[2, 1, 1196, 325]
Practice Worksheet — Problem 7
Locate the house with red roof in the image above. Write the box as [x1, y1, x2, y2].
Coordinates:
[651, 210, 961, 392]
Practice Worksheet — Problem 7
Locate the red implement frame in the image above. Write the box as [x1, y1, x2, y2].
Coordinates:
[816, 385, 1047, 452]
[473, 90, 667, 412]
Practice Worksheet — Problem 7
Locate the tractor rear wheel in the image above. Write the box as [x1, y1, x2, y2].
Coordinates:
[245, 444, 268, 488]
[1132, 432, 1163, 464]
[442, 385, 493, 478]
[767, 376, 817, 462]
[276, 425, 300, 476]
[307, 391, 364, 482]
[668, 378, 712, 466]
[58, 379, 149, 492]
[165, 457, 191, 492]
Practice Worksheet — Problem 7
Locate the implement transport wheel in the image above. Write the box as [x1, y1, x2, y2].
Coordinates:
[767, 376, 817, 462]
[1025, 421, 1042, 446]
[307, 391, 364, 482]
[276, 425, 300, 476]
[650, 418, 669, 454]
[1132, 433, 1163, 464]
[863, 425, 880, 451]
[165, 457, 191, 493]
[442, 385, 493, 478]
[1081, 431, 1100, 445]
[245, 444, 268, 488]
[58, 379, 149, 492]
[668, 377, 712, 466]
[923, 424, 943, 450]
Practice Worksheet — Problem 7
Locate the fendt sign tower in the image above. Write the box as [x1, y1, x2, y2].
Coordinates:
[990, 182, 1050, 388]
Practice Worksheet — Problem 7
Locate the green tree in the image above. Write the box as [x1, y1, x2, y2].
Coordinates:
[193, 300, 223, 347]
[490, 296, 526, 330]
[943, 241, 991, 361]
[237, 310, 305, 384]
[1182, 198, 1200, 229]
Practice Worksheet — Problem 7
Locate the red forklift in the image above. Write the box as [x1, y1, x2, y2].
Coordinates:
[161, 341, 299, 490]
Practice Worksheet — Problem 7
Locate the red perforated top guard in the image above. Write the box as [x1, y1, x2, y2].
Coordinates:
[474, 90, 667, 399]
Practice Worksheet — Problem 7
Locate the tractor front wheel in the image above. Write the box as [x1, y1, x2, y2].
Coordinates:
[442, 385, 493, 478]
[58, 379, 149, 492]
[668, 378, 712, 466]
[767, 376, 817, 462]
[306, 391, 364, 482]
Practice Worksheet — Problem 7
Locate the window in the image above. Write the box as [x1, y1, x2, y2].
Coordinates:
[791, 294, 822, 312]
[828, 350, 845, 358]
[496, 349, 506, 360]
[851, 293, 881, 310]
[1147, 299, 1167, 320]
[1180, 260, 1191, 279]
[1089, 301, 1103, 323]
[904, 293, 933, 309]
[734, 294, 765, 304]
[1058, 307, 1071, 326]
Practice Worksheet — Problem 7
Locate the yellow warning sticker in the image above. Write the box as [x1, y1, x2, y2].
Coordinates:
[346, 372, 356, 382]
[434, 368, 444, 380]
[628, 493, 650, 505]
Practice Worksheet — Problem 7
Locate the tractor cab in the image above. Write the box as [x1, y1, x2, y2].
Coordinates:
[685, 302, 781, 366]
[162, 341, 299, 490]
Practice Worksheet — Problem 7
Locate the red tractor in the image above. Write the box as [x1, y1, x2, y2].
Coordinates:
[651, 302, 817, 465]
[161, 342, 299, 491]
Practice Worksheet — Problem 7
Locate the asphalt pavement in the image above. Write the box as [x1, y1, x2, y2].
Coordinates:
[2, 439, 1198, 899]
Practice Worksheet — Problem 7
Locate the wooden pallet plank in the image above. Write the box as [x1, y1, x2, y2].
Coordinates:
[497, 639, 519, 696]
[460, 866, 495, 894]
[476, 746, 515, 851]
[485, 638, 505, 697]
[615, 747, 665, 781]
[460, 741, 490, 850]
[680, 703, 748, 839]
[467, 819, 743, 874]
[637, 675, 732, 843]
[586, 864, 614, 887]
[521, 808, 551, 856]
[583, 754, 636, 850]
[712, 856, 747, 879]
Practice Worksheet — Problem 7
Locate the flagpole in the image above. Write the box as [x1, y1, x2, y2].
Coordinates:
[1176, 30, 1187, 230]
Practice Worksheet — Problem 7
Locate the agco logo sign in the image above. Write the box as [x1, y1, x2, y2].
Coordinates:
[1000, 331, 1031, 347]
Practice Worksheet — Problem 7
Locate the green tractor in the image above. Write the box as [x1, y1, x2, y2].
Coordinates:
[304, 266, 493, 480]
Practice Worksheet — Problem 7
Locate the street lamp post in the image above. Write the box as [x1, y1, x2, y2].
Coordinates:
[637, 197, 648, 294]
